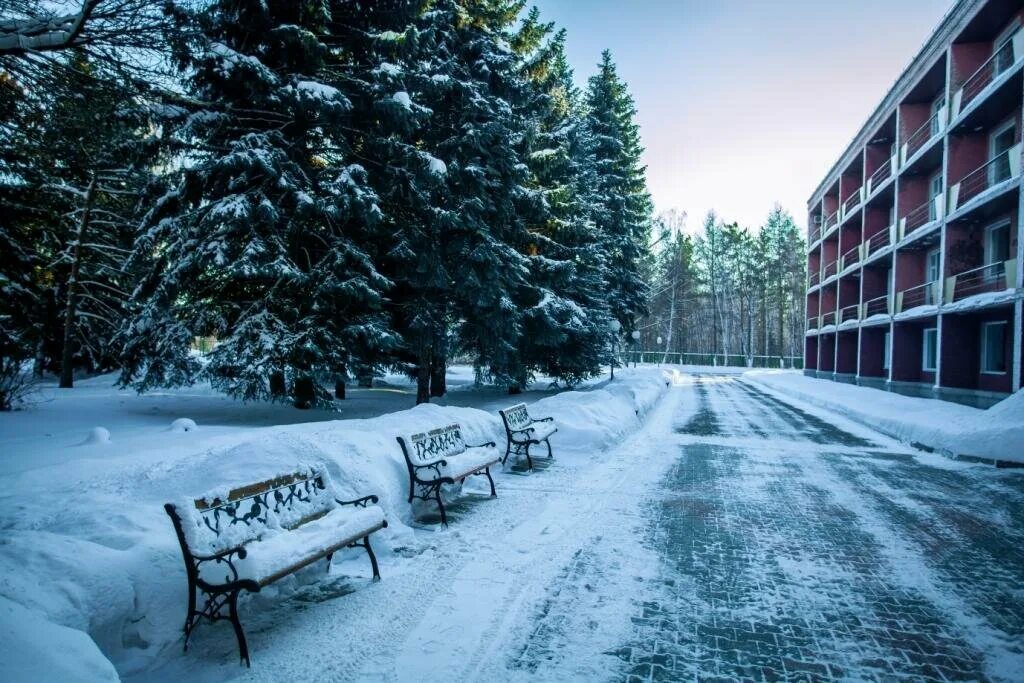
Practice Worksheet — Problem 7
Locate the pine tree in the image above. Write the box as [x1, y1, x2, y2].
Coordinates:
[584, 51, 652, 339]
[511, 16, 612, 387]
[119, 0, 395, 407]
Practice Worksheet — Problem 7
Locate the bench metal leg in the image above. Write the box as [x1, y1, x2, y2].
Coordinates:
[545, 438, 553, 459]
[524, 442, 534, 471]
[227, 590, 250, 667]
[364, 535, 381, 581]
[435, 486, 448, 527]
[484, 466, 496, 497]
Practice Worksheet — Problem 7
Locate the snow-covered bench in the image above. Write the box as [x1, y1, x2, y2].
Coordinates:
[499, 402, 557, 470]
[163, 469, 387, 666]
[396, 423, 499, 526]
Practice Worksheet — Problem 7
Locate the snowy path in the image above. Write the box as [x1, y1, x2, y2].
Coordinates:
[135, 375, 1024, 682]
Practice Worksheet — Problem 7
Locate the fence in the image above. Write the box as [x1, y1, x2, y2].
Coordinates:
[619, 351, 804, 370]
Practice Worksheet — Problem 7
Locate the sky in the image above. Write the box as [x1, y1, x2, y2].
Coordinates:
[529, 0, 955, 233]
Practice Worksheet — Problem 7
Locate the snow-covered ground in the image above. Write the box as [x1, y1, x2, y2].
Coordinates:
[0, 366, 672, 680]
[743, 370, 1024, 464]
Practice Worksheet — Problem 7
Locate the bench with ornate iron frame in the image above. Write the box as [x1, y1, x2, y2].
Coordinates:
[164, 468, 387, 666]
[396, 423, 499, 527]
[498, 402, 556, 470]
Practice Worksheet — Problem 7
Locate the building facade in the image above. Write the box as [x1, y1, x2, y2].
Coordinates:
[805, 0, 1024, 408]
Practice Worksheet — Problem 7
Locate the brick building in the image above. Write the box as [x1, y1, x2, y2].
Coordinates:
[806, 0, 1024, 407]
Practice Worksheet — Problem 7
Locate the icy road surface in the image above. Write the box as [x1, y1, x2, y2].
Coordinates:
[139, 375, 1024, 682]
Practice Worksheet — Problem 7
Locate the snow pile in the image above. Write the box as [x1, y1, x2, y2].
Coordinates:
[169, 418, 197, 433]
[743, 371, 1024, 463]
[0, 368, 670, 679]
[83, 426, 111, 445]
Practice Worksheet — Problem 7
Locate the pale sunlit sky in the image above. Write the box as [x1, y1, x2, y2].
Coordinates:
[530, 0, 956, 232]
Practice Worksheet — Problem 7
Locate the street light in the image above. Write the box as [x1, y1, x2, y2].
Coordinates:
[631, 329, 640, 367]
[608, 319, 621, 379]
[656, 337, 663, 366]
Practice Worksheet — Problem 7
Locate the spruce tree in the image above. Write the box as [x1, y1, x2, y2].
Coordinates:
[585, 50, 653, 338]
[120, 0, 395, 407]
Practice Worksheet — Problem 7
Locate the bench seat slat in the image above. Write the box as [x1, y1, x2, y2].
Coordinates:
[215, 505, 386, 586]
[443, 449, 501, 481]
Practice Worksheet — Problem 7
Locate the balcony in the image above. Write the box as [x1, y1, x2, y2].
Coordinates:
[952, 29, 1024, 119]
[899, 196, 943, 239]
[841, 188, 864, 221]
[901, 108, 946, 165]
[944, 259, 1018, 303]
[866, 156, 897, 195]
[809, 224, 821, 244]
[864, 224, 895, 257]
[807, 314, 820, 330]
[948, 144, 1022, 215]
[822, 259, 839, 281]
[822, 210, 839, 236]
[862, 294, 891, 318]
[809, 269, 821, 287]
[840, 244, 862, 271]
[821, 310, 837, 327]
[896, 280, 941, 312]
[839, 304, 860, 323]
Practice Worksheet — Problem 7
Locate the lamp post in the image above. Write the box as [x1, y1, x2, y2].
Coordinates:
[656, 336, 663, 366]
[631, 329, 640, 367]
[608, 319, 621, 379]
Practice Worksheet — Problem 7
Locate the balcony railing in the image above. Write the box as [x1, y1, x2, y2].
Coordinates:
[822, 210, 839, 235]
[840, 244, 862, 271]
[901, 108, 946, 164]
[809, 224, 821, 244]
[864, 224, 894, 256]
[821, 310, 837, 327]
[822, 260, 838, 280]
[840, 304, 860, 323]
[952, 29, 1024, 117]
[948, 143, 1022, 214]
[899, 196, 943, 239]
[896, 280, 941, 312]
[866, 156, 896, 195]
[841, 188, 864, 220]
[944, 259, 1018, 303]
[807, 314, 820, 329]
[862, 294, 891, 318]
[809, 269, 821, 287]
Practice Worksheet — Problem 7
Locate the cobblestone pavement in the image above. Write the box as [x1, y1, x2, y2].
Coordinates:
[616, 376, 1024, 682]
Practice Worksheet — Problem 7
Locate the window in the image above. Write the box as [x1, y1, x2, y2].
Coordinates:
[981, 321, 1008, 373]
[883, 331, 891, 371]
[926, 248, 941, 283]
[985, 221, 1011, 266]
[988, 119, 1016, 185]
[922, 328, 938, 372]
[928, 171, 944, 221]
[993, 21, 1020, 76]
[930, 95, 945, 137]
[888, 204, 896, 226]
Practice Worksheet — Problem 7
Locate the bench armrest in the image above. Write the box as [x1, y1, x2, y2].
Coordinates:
[191, 544, 248, 563]
[532, 416, 554, 423]
[468, 441, 496, 449]
[336, 494, 380, 508]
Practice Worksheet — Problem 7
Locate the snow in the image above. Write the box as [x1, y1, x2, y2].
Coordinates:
[942, 288, 1019, 314]
[83, 426, 111, 445]
[169, 418, 196, 433]
[894, 304, 938, 321]
[422, 152, 447, 176]
[0, 367, 670, 678]
[392, 91, 413, 109]
[861, 312, 891, 325]
[743, 370, 1024, 463]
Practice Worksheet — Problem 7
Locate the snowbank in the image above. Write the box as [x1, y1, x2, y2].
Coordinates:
[0, 368, 670, 679]
[743, 371, 1024, 464]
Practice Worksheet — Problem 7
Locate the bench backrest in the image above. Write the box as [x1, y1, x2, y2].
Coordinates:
[181, 469, 336, 555]
[403, 423, 467, 466]
[500, 403, 531, 431]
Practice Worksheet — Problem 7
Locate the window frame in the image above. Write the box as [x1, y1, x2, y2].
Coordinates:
[883, 331, 891, 371]
[980, 320, 1008, 375]
[993, 20, 1021, 75]
[984, 219, 1011, 266]
[922, 327, 938, 373]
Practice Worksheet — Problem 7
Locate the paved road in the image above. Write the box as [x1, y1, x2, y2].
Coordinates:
[612, 375, 1024, 682]
[144, 374, 1024, 682]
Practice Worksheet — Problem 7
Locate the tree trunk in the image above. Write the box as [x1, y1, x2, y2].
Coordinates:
[293, 375, 316, 409]
[334, 378, 346, 400]
[416, 347, 431, 405]
[59, 174, 97, 389]
[269, 371, 287, 397]
[429, 353, 446, 397]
